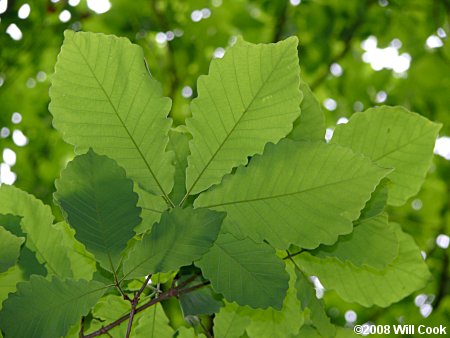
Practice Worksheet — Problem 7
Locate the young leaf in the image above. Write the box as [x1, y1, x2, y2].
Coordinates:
[0, 276, 106, 338]
[331, 106, 442, 206]
[123, 207, 224, 279]
[49, 30, 174, 200]
[295, 269, 335, 338]
[134, 303, 174, 338]
[311, 213, 399, 270]
[185, 37, 301, 196]
[196, 233, 289, 309]
[195, 140, 390, 249]
[213, 302, 251, 338]
[296, 224, 431, 307]
[0, 226, 24, 273]
[288, 80, 326, 142]
[0, 185, 72, 278]
[54, 149, 141, 273]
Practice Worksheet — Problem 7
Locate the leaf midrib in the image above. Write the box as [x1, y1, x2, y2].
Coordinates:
[71, 35, 172, 205]
[184, 44, 293, 198]
[201, 171, 386, 208]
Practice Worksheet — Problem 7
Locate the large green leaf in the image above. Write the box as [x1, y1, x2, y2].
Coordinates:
[49, 30, 174, 200]
[185, 37, 301, 196]
[123, 207, 224, 279]
[311, 213, 399, 270]
[0, 276, 106, 338]
[288, 80, 326, 142]
[331, 106, 441, 206]
[213, 302, 251, 338]
[0, 226, 24, 273]
[295, 269, 335, 338]
[54, 150, 141, 272]
[196, 233, 289, 309]
[296, 224, 431, 307]
[0, 185, 72, 278]
[195, 140, 390, 249]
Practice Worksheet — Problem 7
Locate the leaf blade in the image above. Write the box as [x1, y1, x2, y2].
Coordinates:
[185, 37, 302, 195]
[49, 30, 174, 199]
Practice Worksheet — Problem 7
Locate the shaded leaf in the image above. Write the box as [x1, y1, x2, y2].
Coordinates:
[295, 269, 335, 338]
[134, 185, 166, 234]
[55, 149, 141, 272]
[185, 37, 301, 195]
[296, 224, 431, 307]
[331, 106, 441, 206]
[0, 276, 106, 338]
[196, 233, 289, 309]
[195, 140, 390, 249]
[0, 265, 24, 311]
[168, 127, 191, 205]
[179, 275, 223, 316]
[124, 207, 224, 279]
[49, 30, 174, 198]
[288, 80, 326, 142]
[312, 213, 399, 270]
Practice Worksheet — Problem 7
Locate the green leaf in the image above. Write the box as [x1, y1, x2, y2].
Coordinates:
[311, 213, 399, 270]
[54, 222, 97, 280]
[179, 275, 223, 316]
[134, 185, 166, 234]
[0, 185, 72, 278]
[195, 140, 390, 249]
[288, 80, 326, 142]
[213, 302, 251, 338]
[331, 106, 442, 206]
[123, 207, 224, 279]
[196, 233, 289, 309]
[0, 276, 106, 338]
[359, 179, 389, 221]
[185, 37, 301, 195]
[295, 269, 335, 338]
[135, 303, 174, 338]
[49, 30, 174, 199]
[55, 149, 141, 272]
[168, 127, 191, 205]
[296, 224, 431, 307]
[244, 264, 303, 337]
[0, 226, 24, 273]
[0, 265, 24, 311]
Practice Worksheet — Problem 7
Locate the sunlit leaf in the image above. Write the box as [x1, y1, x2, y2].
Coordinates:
[185, 37, 301, 195]
[296, 224, 431, 307]
[0, 226, 24, 273]
[49, 30, 174, 199]
[331, 106, 442, 206]
[195, 140, 390, 249]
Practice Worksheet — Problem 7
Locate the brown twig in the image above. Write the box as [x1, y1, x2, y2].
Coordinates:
[82, 280, 209, 338]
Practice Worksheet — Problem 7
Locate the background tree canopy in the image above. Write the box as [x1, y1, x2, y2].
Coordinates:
[0, 0, 449, 335]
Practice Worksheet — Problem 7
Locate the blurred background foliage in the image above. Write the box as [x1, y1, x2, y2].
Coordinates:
[0, 0, 449, 334]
